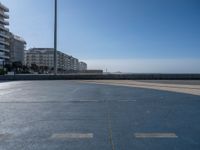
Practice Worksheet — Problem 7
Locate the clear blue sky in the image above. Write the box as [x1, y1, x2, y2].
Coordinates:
[2, 0, 200, 72]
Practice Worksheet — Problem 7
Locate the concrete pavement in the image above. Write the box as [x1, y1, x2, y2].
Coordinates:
[0, 81, 200, 150]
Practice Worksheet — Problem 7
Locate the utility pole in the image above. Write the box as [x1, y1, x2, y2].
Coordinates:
[54, 0, 57, 75]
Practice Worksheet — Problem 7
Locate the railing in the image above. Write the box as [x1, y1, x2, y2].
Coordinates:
[0, 18, 9, 25]
[0, 40, 9, 46]
[0, 47, 9, 52]
[1, 74, 200, 80]
[0, 11, 9, 19]
[0, 25, 9, 31]
[0, 32, 9, 39]
[0, 54, 9, 59]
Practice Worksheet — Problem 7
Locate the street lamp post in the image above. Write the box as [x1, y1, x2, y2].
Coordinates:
[54, 0, 57, 75]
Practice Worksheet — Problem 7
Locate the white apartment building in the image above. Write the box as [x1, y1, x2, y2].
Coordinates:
[9, 33, 26, 64]
[0, 2, 9, 68]
[25, 48, 86, 71]
[79, 61, 87, 71]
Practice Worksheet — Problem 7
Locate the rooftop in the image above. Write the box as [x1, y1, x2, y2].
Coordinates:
[13, 35, 26, 43]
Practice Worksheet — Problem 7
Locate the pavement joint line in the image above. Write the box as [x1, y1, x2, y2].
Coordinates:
[134, 133, 178, 138]
[106, 103, 115, 150]
[50, 133, 93, 140]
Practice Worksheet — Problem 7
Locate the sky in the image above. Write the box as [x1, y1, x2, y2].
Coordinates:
[1, 0, 200, 73]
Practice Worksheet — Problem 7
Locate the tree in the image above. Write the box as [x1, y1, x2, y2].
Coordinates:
[30, 64, 39, 72]
[12, 62, 23, 73]
[4, 64, 12, 72]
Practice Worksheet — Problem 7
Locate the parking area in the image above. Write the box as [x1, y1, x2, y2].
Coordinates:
[0, 81, 200, 150]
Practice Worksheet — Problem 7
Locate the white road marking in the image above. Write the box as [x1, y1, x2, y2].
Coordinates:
[50, 133, 93, 140]
[117, 100, 136, 102]
[0, 133, 12, 141]
[68, 100, 136, 103]
[72, 100, 101, 102]
[134, 133, 178, 138]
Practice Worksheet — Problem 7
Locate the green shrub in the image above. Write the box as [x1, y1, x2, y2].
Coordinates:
[0, 69, 5, 75]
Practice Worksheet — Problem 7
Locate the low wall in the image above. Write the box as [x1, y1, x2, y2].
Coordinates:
[0, 74, 200, 80]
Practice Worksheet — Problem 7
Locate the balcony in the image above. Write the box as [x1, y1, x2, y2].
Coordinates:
[0, 11, 9, 19]
[0, 32, 9, 39]
[0, 25, 9, 31]
[0, 18, 9, 25]
[0, 3, 9, 12]
[0, 47, 9, 52]
[0, 40, 9, 46]
[0, 54, 9, 59]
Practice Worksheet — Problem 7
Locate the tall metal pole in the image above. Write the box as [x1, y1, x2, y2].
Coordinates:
[54, 0, 57, 75]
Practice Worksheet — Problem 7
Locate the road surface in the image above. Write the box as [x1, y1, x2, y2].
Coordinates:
[0, 80, 199, 150]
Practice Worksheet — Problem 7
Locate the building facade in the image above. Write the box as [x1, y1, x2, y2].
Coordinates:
[79, 61, 87, 71]
[26, 48, 58, 70]
[25, 48, 86, 72]
[70, 57, 79, 71]
[0, 3, 9, 68]
[9, 33, 26, 64]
